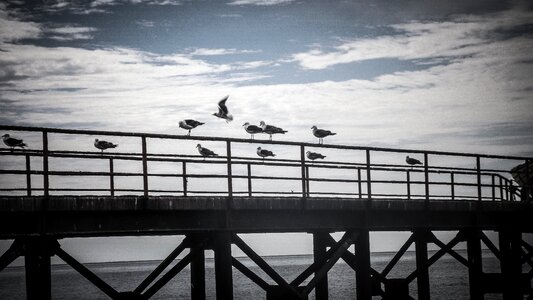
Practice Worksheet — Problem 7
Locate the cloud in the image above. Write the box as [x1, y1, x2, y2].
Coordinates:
[136, 20, 155, 28]
[227, 0, 294, 6]
[46, 26, 97, 41]
[0, 4, 42, 43]
[292, 6, 533, 70]
[189, 48, 261, 56]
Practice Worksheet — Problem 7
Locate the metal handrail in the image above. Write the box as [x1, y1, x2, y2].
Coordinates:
[0, 125, 530, 203]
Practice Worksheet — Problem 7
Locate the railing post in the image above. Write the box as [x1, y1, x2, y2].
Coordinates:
[357, 168, 362, 199]
[366, 150, 372, 201]
[25, 154, 32, 196]
[406, 170, 411, 200]
[499, 176, 504, 201]
[300, 145, 307, 209]
[141, 136, 149, 199]
[505, 180, 509, 201]
[109, 158, 114, 196]
[182, 162, 188, 197]
[306, 166, 310, 197]
[247, 163, 252, 197]
[423, 153, 429, 203]
[491, 174, 495, 201]
[476, 156, 482, 201]
[451, 172, 455, 201]
[525, 159, 531, 201]
[226, 141, 233, 209]
[42, 131, 49, 202]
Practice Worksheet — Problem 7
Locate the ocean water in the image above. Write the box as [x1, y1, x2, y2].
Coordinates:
[0, 251, 506, 299]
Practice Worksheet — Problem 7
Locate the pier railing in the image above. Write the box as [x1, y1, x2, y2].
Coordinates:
[0, 125, 531, 203]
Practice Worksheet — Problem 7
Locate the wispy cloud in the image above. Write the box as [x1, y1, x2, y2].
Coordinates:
[136, 20, 155, 27]
[46, 26, 97, 41]
[227, 0, 294, 6]
[292, 6, 533, 70]
[189, 48, 261, 56]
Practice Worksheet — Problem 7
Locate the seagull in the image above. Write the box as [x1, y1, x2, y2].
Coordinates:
[196, 144, 218, 159]
[94, 139, 118, 153]
[242, 122, 263, 140]
[2, 134, 27, 150]
[311, 126, 336, 144]
[406, 156, 423, 169]
[306, 151, 326, 160]
[179, 119, 205, 136]
[260, 121, 287, 141]
[213, 95, 233, 122]
[256, 147, 275, 160]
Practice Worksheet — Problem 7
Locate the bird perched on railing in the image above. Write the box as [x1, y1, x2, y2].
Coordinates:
[2, 134, 27, 150]
[405, 156, 422, 169]
[257, 147, 275, 160]
[94, 139, 118, 153]
[260, 121, 287, 141]
[196, 144, 218, 159]
[179, 119, 204, 136]
[213, 95, 233, 122]
[311, 126, 336, 144]
[306, 151, 326, 160]
[242, 122, 263, 140]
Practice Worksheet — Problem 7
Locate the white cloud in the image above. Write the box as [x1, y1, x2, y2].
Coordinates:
[189, 48, 260, 56]
[46, 26, 97, 41]
[227, 0, 294, 6]
[0, 4, 42, 43]
[136, 20, 155, 27]
[292, 7, 533, 70]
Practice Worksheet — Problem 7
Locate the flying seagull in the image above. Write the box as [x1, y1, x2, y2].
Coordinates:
[2, 134, 27, 150]
[196, 144, 218, 159]
[242, 122, 263, 140]
[406, 156, 423, 169]
[213, 95, 233, 122]
[260, 121, 287, 141]
[94, 139, 118, 153]
[179, 119, 205, 136]
[311, 126, 336, 144]
[256, 147, 275, 160]
[306, 151, 326, 161]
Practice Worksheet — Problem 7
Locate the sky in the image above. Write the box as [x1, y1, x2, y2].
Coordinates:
[1, 0, 533, 263]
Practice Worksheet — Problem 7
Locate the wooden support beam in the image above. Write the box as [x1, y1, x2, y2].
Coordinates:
[232, 257, 270, 291]
[432, 236, 470, 267]
[414, 231, 430, 300]
[304, 231, 358, 296]
[233, 233, 302, 298]
[134, 236, 190, 294]
[313, 232, 329, 300]
[466, 230, 483, 300]
[142, 252, 193, 299]
[480, 231, 501, 260]
[23, 237, 58, 300]
[381, 234, 416, 278]
[499, 231, 522, 300]
[355, 229, 372, 300]
[0, 239, 23, 272]
[191, 238, 206, 300]
[214, 231, 233, 300]
[56, 246, 119, 299]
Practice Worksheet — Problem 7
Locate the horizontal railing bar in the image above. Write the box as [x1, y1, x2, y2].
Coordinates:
[1, 125, 530, 160]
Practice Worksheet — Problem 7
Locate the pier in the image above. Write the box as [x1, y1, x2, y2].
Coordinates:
[0, 125, 532, 299]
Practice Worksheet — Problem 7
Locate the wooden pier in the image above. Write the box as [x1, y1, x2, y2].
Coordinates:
[0, 125, 532, 299]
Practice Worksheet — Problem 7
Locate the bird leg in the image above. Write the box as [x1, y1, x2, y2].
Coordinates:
[188, 130, 191, 136]
[269, 135, 272, 141]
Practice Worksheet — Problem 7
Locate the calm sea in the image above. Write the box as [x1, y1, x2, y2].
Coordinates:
[0, 251, 505, 299]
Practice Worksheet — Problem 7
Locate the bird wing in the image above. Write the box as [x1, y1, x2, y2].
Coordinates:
[260, 149, 274, 156]
[247, 125, 263, 133]
[218, 96, 229, 114]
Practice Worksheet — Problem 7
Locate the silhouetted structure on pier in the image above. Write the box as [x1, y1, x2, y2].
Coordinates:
[0, 125, 532, 299]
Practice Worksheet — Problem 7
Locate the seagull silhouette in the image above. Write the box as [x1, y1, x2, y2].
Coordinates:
[213, 95, 233, 122]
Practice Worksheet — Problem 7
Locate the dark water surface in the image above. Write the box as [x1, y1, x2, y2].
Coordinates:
[0, 251, 505, 299]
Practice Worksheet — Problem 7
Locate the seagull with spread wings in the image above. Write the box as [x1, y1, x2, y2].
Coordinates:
[213, 95, 233, 122]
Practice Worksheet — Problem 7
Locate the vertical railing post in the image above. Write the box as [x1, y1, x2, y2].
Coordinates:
[141, 136, 149, 199]
[451, 172, 455, 201]
[305, 166, 310, 197]
[491, 174, 495, 201]
[25, 154, 32, 196]
[476, 156, 482, 202]
[499, 176, 504, 201]
[300, 145, 307, 209]
[505, 180, 509, 201]
[109, 158, 114, 196]
[423, 153, 429, 203]
[357, 168, 362, 199]
[406, 170, 411, 200]
[525, 159, 530, 201]
[247, 163, 252, 197]
[42, 131, 49, 204]
[226, 141, 233, 209]
[182, 162, 188, 197]
[366, 150, 372, 201]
